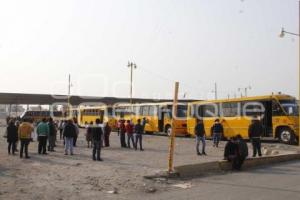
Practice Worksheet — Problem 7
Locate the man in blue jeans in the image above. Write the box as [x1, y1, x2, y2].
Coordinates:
[63, 119, 76, 155]
[211, 119, 224, 148]
[195, 119, 207, 156]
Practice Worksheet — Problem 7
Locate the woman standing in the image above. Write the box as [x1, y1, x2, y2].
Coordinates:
[7, 120, 18, 155]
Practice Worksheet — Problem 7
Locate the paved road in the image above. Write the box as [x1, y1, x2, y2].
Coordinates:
[132, 161, 300, 200]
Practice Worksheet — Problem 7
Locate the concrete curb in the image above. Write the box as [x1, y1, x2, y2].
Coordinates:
[174, 153, 300, 178]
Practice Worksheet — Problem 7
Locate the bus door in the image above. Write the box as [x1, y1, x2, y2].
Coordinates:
[262, 101, 273, 137]
[158, 105, 171, 132]
[158, 106, 165, 132]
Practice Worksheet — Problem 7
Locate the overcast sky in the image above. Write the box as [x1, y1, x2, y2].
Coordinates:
[0, 0, 298, 100]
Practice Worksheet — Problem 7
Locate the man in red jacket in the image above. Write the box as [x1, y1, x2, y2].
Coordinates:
[126, 120, 134, 148]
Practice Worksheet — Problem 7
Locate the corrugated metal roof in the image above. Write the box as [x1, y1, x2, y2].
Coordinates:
[0, 92, 196, 105]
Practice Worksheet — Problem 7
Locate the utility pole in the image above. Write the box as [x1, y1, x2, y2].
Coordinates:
[238, 86, 251, 97]
[68, 74, 72, 118]
[127, 61, 137, 105]
[212, 82, 218, 100]
[168, 82, 179, 174]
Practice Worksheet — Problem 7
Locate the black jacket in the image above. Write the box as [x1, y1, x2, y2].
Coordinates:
[48, 122, 56, 136]
[135, 124, 143, 135]
[238, 139, 249, 158]
[248, 121, 263, 138]
[211, 123, 224, 134]
[7, 124, 18, 142]
[224, 141, 238, 159]
[63, 123, 77, 138]
[195, 123, 205, 137]
[92, 126, 103, 141]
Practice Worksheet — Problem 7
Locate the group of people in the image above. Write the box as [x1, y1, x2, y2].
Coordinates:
[195, 117, 264, 170]
[117, 118, 145, 151]
[5, 116, 147, 161]
[5, 117, 82, 159]
[6, 114, 265, 169]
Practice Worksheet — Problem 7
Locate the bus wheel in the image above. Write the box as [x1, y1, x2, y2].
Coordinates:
[279, 128, 295, 145]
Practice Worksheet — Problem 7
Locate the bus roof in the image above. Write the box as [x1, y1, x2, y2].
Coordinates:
[190, 94, 296, 105]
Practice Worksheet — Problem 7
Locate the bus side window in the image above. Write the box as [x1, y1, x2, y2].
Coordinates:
[220, 102, 239, 117]
[243, 101, 264, 117]
[149, 106, 155, 116]
[142, 106, 149, 116]
[203, 104, 218, 117]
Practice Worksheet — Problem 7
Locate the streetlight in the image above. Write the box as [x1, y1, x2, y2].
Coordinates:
[238, 86, 251, 97]
[127, 61, 137, 105]
[279, 1, 300, 146]
[279, 27, 299, 38]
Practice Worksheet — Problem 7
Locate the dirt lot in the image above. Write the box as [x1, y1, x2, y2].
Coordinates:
[0, 125, 299, 200]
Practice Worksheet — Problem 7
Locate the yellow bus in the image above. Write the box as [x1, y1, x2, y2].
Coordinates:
[114, 102, 188, 136]
[187, 94, 299, 144]
[76, 106, 117, 129]
[20, 111, 63, 122]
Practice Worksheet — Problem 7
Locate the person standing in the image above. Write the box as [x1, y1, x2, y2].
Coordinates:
[119, 120, 127, 148]
[36, 118, 50, 155]
[141, 117, 147, 134]
[248, 117, 263, 157]
[134, 119, 144, 151]
[18, 119, 34, 159]
[7, 119, 18, 155]
[126, 120, 134, 148]
[58, 120, 65, 140]
[48, 118, 57, 152]
[211, 119, 224, 148]
[91, 118, 103, 161]
[194, 119, 206, 156]
[63, 119, 77, 155]
[104, 122, 112, 147]
[73, 119, 79, 147]
[86, 121, 93, 148]
[15, 120, 21, 152]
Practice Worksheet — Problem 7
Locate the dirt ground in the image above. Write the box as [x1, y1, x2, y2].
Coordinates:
[0, 124, 299, 200]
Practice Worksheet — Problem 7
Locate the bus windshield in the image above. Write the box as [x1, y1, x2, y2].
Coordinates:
[279, 100, 299, 116]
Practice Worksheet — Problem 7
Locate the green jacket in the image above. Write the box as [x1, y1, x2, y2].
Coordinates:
[37, 122, 50, 136]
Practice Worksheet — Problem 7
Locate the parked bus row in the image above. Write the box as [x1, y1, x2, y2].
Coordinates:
[19, 94, 299, 144]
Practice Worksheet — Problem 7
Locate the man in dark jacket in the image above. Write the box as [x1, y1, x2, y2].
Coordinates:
[91, 118, 103, 161]
[236, 134, 248, 170]
[248, 117, 263, 157]
[48, 118, 56, 152]
[134, 119, 144, 151]
[224, 137, 239, 170]
[104, 122, 112, 147]
[7, 120, 18, 155]
[119, 120, 127, 148]
[63, 119, 77, 155]
[211, 119, 224, 147]
[194, 119, 206, 156]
